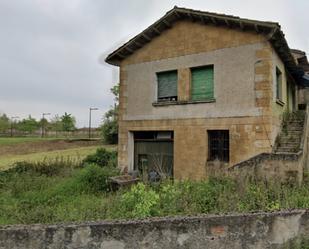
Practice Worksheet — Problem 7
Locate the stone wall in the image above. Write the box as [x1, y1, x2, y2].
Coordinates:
[229, 152, 304, 184]
[1, 210, 309, 249]
[121, 20, 265, 66]
[229, 105, 309, 184]
[119, 116, 272, 179]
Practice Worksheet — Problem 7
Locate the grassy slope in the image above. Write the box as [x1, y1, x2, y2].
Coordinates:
[0, 146, 100, 170]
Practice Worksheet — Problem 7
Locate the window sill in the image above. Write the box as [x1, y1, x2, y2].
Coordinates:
[153, 99, 216, 107]
[276, 99, 285, 106]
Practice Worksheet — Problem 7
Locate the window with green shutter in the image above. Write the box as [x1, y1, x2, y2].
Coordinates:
[191, 66, 214, 101]
[157, 70, 178, 102]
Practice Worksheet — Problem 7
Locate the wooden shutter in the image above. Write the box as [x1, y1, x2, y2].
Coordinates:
[157, 71, 177, 100]
[191, 66, 214, 101]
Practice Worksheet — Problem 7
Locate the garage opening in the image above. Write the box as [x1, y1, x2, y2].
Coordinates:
[134, 131, 173, 181]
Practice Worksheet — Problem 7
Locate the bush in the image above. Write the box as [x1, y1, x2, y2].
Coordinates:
[83, 148, 117, 168]
[119, 183, 159, 218]
[74, 164, 119, 193]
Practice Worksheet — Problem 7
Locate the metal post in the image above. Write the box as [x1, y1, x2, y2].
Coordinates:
[89, 108, 98, 139]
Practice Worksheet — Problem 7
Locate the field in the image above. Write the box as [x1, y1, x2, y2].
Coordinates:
[0, 146, 101, 170]
[0, 137, 110, 170]
[0, 137, 57, 146]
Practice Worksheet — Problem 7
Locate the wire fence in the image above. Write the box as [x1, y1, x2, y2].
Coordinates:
[0, 128, 101, 139]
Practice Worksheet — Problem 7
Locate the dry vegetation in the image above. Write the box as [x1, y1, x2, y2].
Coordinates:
[0, 138, 101, 156]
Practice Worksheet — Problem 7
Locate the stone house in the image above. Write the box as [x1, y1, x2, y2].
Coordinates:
[105, 7, 309, 180]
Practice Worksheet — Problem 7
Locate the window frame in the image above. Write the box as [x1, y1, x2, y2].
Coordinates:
[156, 70, 178, 102]
[276, 67, 283, 103]
[190, 65, 214, 102]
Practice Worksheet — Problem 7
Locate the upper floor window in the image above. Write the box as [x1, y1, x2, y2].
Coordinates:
[276, 67, 283, 102]
[157, 70, 178, 102]
[191, 65, 214, 101]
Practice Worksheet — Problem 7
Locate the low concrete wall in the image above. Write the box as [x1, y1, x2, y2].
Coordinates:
[229, 152, 303, 183]
[1, 210, 309, 249]
[229, 106, 309, 184]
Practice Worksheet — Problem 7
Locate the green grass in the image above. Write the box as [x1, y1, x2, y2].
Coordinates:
[0, 137, 58, 146]
[0, 146, 101, 170]
[2, 145, 309, 227]
[2, 161, 309, 225]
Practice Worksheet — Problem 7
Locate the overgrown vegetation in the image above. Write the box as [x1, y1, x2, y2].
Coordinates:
[83, 147, 117, 167]
[2, 146, 309, 225]
[0, 148, 119, 224]
[3, 147, 309, 225]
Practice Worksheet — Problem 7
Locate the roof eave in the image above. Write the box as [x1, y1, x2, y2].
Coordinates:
[105, 7, 279, 66]
[105, 7, 304, 86]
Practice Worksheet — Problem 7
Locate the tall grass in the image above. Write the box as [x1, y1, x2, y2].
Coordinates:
[2, 149, 309, 225]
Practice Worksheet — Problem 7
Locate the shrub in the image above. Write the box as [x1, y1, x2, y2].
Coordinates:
[83, 148, 117, 168]
[119, 183, 159, 218]
[74, 164, 119, 193]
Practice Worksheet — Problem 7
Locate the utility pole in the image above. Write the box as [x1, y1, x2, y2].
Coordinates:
[89, 107, 98, 139]
[41, 113, 51, 138]
[10, 116, 19, 137]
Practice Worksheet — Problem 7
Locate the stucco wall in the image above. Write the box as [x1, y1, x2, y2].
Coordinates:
[1, 210, 309, 249]
[124, 42, 264, 121]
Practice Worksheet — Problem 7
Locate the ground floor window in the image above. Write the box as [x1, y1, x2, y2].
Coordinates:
[134, 131, 173, 181]
[208, 130, 229, 162]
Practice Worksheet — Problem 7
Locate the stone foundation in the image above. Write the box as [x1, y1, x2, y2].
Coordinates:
[119, 116, 273, 180]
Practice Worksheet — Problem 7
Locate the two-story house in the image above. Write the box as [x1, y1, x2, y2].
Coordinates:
[105, 7, 309, 180]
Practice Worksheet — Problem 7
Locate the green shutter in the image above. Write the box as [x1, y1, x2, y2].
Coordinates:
[157, 71, 177, 100]
[191, 66, 214, 101]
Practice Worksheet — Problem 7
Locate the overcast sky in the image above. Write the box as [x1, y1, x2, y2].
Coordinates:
[0, 0, 308, 127]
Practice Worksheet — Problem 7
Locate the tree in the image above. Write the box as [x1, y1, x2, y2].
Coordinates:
[0, 114, 10, 133]
[101, 84, 119, 144]
[60, 112, 76, 131]
[49, 115, 63, 132]
[16, 115, 39, 134]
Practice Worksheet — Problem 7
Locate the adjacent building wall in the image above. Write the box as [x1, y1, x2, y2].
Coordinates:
[1, 210, 309, 249]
